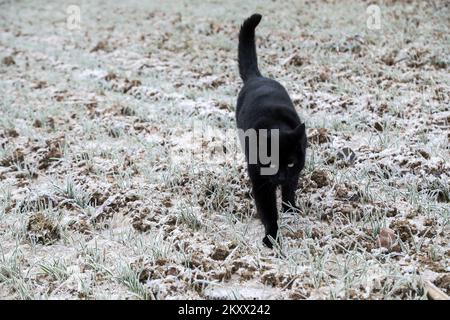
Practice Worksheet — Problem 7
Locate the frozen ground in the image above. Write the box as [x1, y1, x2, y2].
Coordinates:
[0, 0, 449, 299]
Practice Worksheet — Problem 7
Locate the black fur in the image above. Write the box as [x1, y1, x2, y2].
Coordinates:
[236, 14, 307, 248]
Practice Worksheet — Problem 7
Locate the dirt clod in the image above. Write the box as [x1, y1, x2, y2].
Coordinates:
[309, 128, 330, 144]
[90, 41, 108, 52]
[2, 56, 15, 66]
[390, 220, 417, 242]
[211, 245, 230, 261]
[311, 169, 330, 188]
[373, 122, 383, 132]
[434, 274, 450, 294]
[337, 147, 356, 163]
[378, 228, 400, 252]
[27, 212, 60, 245]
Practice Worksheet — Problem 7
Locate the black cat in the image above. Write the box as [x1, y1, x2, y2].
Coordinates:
[236, 14, 307, 248]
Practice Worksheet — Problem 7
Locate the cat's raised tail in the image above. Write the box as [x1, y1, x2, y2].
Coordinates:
[238, 13, 262, 82]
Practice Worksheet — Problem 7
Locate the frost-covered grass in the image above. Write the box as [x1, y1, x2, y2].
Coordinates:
[0, 0, 449, 299]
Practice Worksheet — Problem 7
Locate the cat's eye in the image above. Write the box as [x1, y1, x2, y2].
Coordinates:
[288, 163, 294, 168]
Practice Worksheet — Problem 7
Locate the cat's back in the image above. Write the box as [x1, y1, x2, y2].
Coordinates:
[236, 77, 294, 125]
[239, 77, 290, 101]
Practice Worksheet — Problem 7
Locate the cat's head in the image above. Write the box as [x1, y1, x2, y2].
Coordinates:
[263, 123, 307, 184]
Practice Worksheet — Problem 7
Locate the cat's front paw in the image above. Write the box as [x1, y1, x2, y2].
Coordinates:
[262, 234, 279, 249]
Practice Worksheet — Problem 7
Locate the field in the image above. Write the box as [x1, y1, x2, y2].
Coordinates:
[0, 0, 449, 299]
